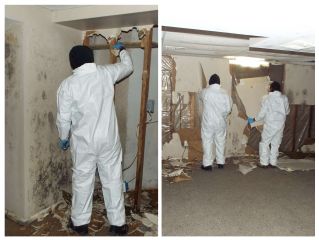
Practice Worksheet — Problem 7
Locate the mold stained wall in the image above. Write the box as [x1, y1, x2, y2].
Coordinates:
[284, 64, 315, 105]
[94, 28, 158, 190]
[172, 55, 246, 156]
[5, 5, 82, 221]
[5, 19, 25, 220]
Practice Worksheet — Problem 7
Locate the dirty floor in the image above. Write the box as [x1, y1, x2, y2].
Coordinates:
[162, 160, 315, 236]
[5, 188, 158, 236]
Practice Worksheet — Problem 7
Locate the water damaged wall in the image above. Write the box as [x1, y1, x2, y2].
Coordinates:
[162, 55, 315, 160]
[5, 18, 25, 220]
[92, 28, 158, 190]
[5, 5, 82, 222]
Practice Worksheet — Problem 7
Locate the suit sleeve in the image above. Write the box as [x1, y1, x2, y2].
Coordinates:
[101, 50, 134, 84]
[56, 81, 72, 140]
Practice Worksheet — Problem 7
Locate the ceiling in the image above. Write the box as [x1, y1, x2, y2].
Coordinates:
[161, 0, 316, 65]
[162, 27, 315, 65]
[40, 5, 158, 30]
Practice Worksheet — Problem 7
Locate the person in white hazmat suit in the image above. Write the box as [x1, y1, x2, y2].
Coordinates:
[248, 81, 290, 168]
[200, 74, 232, 171]
[56, 43, 133, 236]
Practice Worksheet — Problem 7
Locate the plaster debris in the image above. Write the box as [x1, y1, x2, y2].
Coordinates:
[144, 213, 158, 225]
[238, 163, 257, 175]
[7, 187, 158, 236]
[277, 158, 315, 172]
[162, 156, 193, 183]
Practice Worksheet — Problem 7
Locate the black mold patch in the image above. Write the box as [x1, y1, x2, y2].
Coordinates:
[48, 112, 55, 131]
[31, 143, 70, 209]
[30, 110, 72, 211]
[42, 90, 47, 100]
[5, 32, 18, 98]
[37, 71, 47, 82]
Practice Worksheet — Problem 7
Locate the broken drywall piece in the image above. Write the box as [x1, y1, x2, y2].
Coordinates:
[166, 169, 183, 177]
[131, 212, 154, 228]
[236, 76, 269, 117]
[171, 173, 192, 183]
[301, 144, 315, 152]
[199, 63, 207, 89]
[277, 158, 315, 172]
[144, 213, 158, 225]
[162, 133, 188, 159]
[169, 158, 188, 168]
[238, 163, 257, 175]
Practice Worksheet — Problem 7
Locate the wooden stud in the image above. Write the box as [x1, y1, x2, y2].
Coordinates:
[82, 31, 96, 46]
[134, 28, 153, 212]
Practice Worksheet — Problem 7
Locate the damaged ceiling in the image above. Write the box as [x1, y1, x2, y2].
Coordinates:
[162, 27, 315, 65]
[41, 5, 158, 30]
[161, 0, 315, 65]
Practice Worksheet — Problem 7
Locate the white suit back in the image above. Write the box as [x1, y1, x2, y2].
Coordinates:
[201, 84, 232, 134]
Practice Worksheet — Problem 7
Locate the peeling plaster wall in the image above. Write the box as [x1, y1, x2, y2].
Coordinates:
[284, 64, 315, 105]
[236, 77, 270, 117]
[94, 29, 158, 190]
[5, 5, 82, 221]
[172, 55, 245, 156]
[5, 19, 25, 220]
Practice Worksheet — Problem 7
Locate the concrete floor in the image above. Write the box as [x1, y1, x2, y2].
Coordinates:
[162, 164, 315, 236]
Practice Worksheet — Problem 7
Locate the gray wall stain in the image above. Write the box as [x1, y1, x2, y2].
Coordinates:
[42, 90, 47, 100]
[48, 112, 55, 131]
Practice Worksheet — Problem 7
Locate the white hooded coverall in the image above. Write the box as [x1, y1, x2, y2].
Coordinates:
[200, 84, 232, 167]
[255, 91, 290, 166]
[56, 50, 133, 227]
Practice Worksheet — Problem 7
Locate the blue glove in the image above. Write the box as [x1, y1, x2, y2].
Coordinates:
[59, 139, 70, 150]
[247, 117, 255, 125]
[113, 42, 125, 51]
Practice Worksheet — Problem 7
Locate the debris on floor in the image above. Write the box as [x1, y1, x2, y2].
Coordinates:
[277, 157, 315, 172]
[162, 157, 192, 183]
[5, 183, 158, 236]
[230, 153, 315, 174]
[229, 155, 259, 175]
[238, 163, 257, 175]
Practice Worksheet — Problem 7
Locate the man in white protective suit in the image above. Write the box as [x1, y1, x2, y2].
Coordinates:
[56, 42, 133, 236]
[247, 81, 290, 168]
[200, 74, 232, 171]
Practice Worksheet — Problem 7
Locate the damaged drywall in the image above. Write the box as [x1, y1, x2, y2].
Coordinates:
[162, 54, 315, 165]
[5, 5, 82, 222]
[163, 55, 247, 158]
[92, 27, 158, 190]
[5, 18, 25, 220]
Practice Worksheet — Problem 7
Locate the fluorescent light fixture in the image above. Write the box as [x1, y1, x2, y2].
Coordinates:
[225, 56, 269, 68]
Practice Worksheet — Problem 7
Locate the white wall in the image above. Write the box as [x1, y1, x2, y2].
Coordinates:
[284, 64, 315, 105]
[5, 5, 82, 221]
[94, 28, 158, 190]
